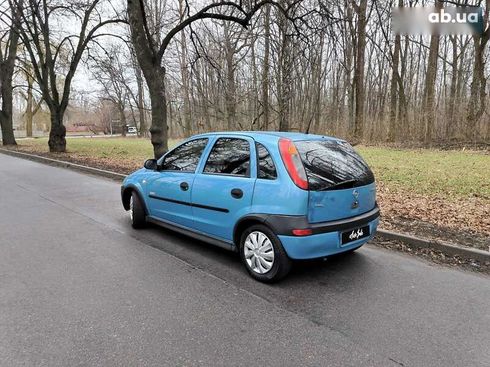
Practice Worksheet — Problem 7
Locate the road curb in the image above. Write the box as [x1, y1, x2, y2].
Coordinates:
[1, 147, 488, 262]
[376, 229, 489, 263]
[0, 148, 126, 181]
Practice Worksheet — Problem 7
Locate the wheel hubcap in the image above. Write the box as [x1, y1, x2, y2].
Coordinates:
[129, 196, 134, 222]
[244, 231, 275, 274]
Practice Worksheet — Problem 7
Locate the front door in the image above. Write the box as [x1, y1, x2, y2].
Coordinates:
[191, 137, 256, 241]
[147, 138, 209, 228]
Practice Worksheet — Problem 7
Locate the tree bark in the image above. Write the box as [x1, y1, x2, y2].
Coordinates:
[135, 67, 147, 137]
[466, 33, 488, 141]
[261, 4, 271, 130]
[0, 80, 17, 145]
[388, 3, 401, 143]
[48, 109, 67, 152]
[120, 104, 127, 136]
[353, 0, 367, 140]
[422, 34, 440, 143]
[224, 23, 237, 131]
[0, 0, 21, 146]
[178, 0, 192, 137]
[146, 66, 169, 159]
[128, 0, 168, 158]
[26, 76, 34, 138]
[278, 0, 291, 132]
[446, 36, 458, 138]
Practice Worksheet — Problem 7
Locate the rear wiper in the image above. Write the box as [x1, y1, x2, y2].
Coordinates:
[316, 179, 357, 191]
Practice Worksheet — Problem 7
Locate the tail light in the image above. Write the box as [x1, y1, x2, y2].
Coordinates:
[278, 138, 308, 190]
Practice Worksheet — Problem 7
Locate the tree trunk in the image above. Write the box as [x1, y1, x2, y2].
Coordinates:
[120, 105, 127, 137]
[146, 66, 168, 159]
[353, 0, 367, 140]
[466, 34, 488, 141]
[261, 4, 271, 130]
[0, 114, 16, 145]
[194, 61, 212, 131]
[0, 7, 19, 146]
[278, 1, 291, 132]
[135, 66, 147, 137]
[311, 34, 324, 134]
[446, 36, 458, 138]
[26, 76, 34, 138]
[178, 0, 192, 137]
[423, 34, 440, 143]
[48, 109, 67, 152]
[128, 0, 168, 159]
[224, 24, 237, 131]
[0, 76, 17, 145]
[388, 15, 401, 142]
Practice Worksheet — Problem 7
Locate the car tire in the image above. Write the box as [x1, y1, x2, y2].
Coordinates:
[130, 191, 146, 229]
[239, 224, 292, 283]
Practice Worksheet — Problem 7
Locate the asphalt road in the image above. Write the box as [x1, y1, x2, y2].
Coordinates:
[0, 153, 489, 367]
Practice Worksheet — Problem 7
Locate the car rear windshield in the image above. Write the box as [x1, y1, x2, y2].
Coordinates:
[295, 140, 374, 191]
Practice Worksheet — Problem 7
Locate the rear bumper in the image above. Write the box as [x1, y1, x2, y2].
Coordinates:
[279, 217, 379, 259]
[265, 205, 380, 236]
[271, 207, 380, 260]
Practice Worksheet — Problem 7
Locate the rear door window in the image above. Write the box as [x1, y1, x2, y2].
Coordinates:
[295, 140, 374, 190]
[204, 138, 250, 177]
[256, 143, 277, 180]
[161, 138, 208, 172]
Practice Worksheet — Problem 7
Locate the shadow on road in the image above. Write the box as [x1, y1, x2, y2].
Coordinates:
[124, 217, 376, 295]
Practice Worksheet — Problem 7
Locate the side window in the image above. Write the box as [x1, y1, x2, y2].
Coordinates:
[162, 138, 208, 172]
[204, 138, 250, 177]
[256, 143, 277, 180]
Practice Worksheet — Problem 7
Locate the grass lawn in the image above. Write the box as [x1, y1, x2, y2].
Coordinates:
[357, 146, 489, 199]
[20, 136, 178, 161]
[18, 136, 489, 200]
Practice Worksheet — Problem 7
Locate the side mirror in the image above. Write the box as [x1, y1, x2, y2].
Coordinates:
[144, 159, 158, 170]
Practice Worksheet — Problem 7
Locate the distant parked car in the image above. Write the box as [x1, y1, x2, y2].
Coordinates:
[127, 126, 137, 135]
[121, 132, 379, 282]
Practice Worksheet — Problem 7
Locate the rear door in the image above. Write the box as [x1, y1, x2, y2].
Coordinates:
[191, 137, 256, 241]
[147, 138, 208, 228]
[294, 139, 376, 223]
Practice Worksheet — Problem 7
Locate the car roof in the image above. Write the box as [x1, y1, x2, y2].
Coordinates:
[191, 131, 344, 143]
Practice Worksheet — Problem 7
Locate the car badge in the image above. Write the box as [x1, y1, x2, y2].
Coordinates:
[352, 189, 359, 209]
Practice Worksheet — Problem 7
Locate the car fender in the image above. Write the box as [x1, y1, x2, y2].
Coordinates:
[121, 183, 149, 215]
[232, 214, 270, 246]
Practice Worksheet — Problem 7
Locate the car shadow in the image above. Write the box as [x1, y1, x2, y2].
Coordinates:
[126, 219, 377, 295]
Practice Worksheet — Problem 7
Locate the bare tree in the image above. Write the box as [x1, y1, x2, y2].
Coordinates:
[92, 46, 131, 136]
[260, 4, 271, 130]
[127, 0, 297, 159]
[0, 0, 22, 145]
[11, 0, 123, 152]
[352, 0, 367, 140]
[466, 0, 490, 141]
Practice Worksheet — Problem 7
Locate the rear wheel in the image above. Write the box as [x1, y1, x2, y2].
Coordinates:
[130, 192, 146, 229]
[239, 224, 292, 283]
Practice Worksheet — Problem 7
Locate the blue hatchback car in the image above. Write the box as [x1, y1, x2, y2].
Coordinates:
[121, 132, 379, 282]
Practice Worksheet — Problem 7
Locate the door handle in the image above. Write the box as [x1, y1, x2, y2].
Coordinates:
[180, 182, 189, 191]
[231, 188, 243, 199]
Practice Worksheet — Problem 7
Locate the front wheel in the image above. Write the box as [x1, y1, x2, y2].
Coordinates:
[239, 224, 292, 283]
[129, 192, 146, 229]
